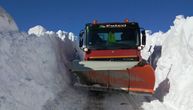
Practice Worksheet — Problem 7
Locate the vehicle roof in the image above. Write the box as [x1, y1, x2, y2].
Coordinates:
[85, 22, 140, 28]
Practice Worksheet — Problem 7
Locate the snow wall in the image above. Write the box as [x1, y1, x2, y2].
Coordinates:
[0, 6, 88, 110]
[0, 28, 88, 110]
[142, 15, 193, 110]
[0, 6, 18, 32]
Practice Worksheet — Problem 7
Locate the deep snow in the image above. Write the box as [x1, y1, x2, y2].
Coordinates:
[142, 15, 193, 110]
[1, 6, 193, 110]
[0, 28, 89, 110]
[0, 7, 87, 110]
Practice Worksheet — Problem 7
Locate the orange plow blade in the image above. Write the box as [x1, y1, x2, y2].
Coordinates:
[128, 64, 155, 94]
[70, 61, 155, 95]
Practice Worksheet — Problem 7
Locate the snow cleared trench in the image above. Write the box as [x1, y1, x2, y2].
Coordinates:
[1, 5, 193, 110]
[0, 28, 168, 110]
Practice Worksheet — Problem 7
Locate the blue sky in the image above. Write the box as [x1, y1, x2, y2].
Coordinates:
[0, 0, 193, 35]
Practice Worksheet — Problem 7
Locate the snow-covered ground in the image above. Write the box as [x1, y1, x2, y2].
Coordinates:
[1, 6, 193, 110]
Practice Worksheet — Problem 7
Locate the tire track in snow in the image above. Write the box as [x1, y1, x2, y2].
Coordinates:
[120, 93, 143, 110]
[84, 91, 105, 110]
[83, 91, 151, 110]
[42, 89, 87, 110]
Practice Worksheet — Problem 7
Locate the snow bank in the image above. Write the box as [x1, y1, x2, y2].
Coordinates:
[0, 6, 85, 110]
[0, 30, 73, 110]
[0, 23, 88, 109]
[142, 15, 193, 110]
[0, 6, 18, 32]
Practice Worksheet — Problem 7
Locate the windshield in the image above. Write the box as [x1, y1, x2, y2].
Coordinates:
[87, 26, 140, 50]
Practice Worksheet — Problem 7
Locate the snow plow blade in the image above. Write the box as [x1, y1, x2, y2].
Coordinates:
[70, 61, 155, 95]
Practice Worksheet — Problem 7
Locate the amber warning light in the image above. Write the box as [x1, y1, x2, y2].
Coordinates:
[92, 20, 98, 24]
[124, 18, 129, 23]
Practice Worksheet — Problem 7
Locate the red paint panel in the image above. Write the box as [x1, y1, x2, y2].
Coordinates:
[85, 49, 140, 60]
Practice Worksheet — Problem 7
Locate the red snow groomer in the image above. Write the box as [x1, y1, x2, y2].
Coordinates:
[70, 19, 155, 95]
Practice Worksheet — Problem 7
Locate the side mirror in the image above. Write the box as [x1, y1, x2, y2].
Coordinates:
[79, 30, 84, 37]
[79, 38, 83, 47]
[141, 30, 146, 45]
[79, 30, 84, 47]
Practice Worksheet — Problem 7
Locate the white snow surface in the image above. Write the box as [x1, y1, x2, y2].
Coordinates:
[0, 6, 18, 32]
[0, 27, 88, 110]
[28, 25, 47, 36]
[0, 7, 86, 110]
[142, 15, 193, 110]
[28, 26, 76, 41]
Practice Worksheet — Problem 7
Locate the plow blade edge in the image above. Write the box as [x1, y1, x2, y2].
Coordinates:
[70, 61, 155, 94]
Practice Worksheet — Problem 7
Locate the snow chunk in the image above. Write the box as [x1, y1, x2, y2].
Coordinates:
[56, 30, 67, 40]
[141, 31, 165, 60]
[28, 25, 47, 36]
[28, 26, 77, 42]
[0, 6, 19, 32]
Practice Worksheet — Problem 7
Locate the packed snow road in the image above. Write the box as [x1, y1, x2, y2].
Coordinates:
[42, 88, 152, 110]
[82, 90, 175, 110]
[84, 91, 105, 110]
[74, 90, 155, 110]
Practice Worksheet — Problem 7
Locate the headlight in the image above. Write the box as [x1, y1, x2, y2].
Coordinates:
[138, 45, 144, 50]
[83, 48, 89, 52]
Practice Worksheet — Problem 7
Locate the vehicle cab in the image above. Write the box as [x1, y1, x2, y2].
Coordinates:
[79, 19, 146, 61]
